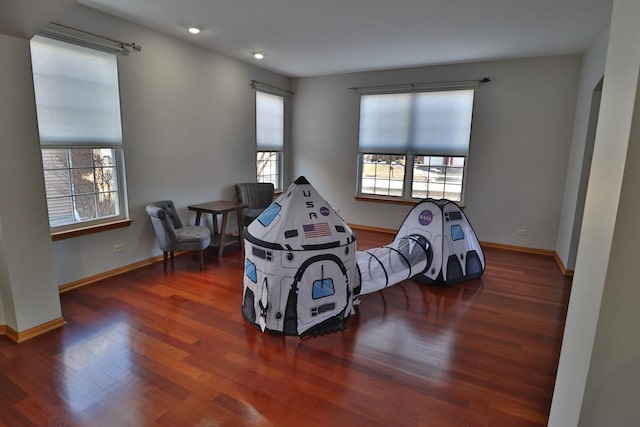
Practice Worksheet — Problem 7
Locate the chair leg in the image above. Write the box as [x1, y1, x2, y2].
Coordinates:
[199, 249, 205, 270]
[163, 252, 168, 271]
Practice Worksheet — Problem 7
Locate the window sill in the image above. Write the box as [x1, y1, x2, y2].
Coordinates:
[51, 219, 132, 241]
[355, 195, 419, 206]
[355, 195, 465, 208]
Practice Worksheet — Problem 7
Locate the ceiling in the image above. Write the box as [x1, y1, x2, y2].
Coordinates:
[1, 0, 614, 78]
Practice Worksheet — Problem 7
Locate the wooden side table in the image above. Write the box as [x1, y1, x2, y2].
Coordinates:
[188, 200, 249, 257]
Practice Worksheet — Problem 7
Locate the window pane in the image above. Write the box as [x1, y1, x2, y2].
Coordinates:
[95, 167, 116, 193]
[412, 156, 465, 202]
[71, 168, 97, 195]
[74, 194, 97, 220]
[257, 151, 280, 188]
[69, 148, 93, 167]
[93, 148, 114, 166]
[44, 169, 71, 197]
[97, 192, 118, 217]
[444, 183, 463, 201]
[361, 154, 405, 197]
[47, 197, 74, 227]
[41, 148, 68, 168]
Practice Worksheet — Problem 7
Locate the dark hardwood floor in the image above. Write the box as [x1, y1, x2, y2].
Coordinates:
[0, 230, 571, 426]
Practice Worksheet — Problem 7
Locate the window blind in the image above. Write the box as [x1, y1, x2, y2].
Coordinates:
[256, 91, 284, 151]
[358, 89, 474, 156]
[30, 35, 123, 147]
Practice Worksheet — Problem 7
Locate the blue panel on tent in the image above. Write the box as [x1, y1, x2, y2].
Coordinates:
[451, 224, 465, 241]
[258, 203, 281, 227]
[312, 278, 335, 299]
[245, 258, 257, 283]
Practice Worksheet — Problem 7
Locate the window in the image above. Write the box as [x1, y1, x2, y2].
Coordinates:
[357, 89, 474, 203]
[41, 148, 121, 227]
[256, 91, 284, 190]
[30, 35, 127, 230]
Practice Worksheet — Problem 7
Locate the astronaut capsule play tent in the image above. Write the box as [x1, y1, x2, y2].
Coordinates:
[394, 198, 485, 286]
[242, 176, 358, 337]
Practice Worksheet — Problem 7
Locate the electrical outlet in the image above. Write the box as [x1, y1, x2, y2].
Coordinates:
[515, 228, 528, 236]
[113, 243, 125, 253]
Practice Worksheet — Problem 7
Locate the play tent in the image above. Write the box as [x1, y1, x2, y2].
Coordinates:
[242, 177, 485, 337]
[394, 199, 485, 286]
[242, 176, 358, 337]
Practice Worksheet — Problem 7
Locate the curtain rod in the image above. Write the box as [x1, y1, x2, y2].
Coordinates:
[250, 80, 295, 96]
[46, 22, 142, 53]
[349, 77, 491, 94]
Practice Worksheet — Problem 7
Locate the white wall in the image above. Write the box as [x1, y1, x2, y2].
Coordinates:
[50, 5, 292, 285]
[549, 0, 640, 424]
[0, 34, 62, 331]
[292, 56, 581, 250]
[579, 72, 640, 426]
[556, 29, 609, 270]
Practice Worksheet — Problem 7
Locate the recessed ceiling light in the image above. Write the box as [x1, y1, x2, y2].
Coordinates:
[253, 51, 266, 60]
[188, 27, 201, 34]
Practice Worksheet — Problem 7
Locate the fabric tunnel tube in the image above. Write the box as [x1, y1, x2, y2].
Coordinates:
[356, 235, 431, 296]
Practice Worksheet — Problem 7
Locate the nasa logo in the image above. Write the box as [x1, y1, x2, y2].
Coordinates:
[418, 210, 433, 226]
[319, 206, 330, 216]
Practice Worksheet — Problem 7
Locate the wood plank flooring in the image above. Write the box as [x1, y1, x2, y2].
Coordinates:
[0, 230, 571, 426]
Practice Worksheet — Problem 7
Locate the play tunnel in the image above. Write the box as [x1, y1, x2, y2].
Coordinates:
[356, 235, 431, 296]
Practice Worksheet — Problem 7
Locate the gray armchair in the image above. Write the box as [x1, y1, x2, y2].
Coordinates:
[145, 201, 211, 271]
[235, 182, 275, 225]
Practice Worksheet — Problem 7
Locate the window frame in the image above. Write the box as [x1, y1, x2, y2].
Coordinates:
[356, 88, 474, 204]
[256, 150, 283, 190]
[41, 147, 129, 233]
[357, 154, 469, 204]
[30, 34, 130, 236]
[255, 90, 285, 190]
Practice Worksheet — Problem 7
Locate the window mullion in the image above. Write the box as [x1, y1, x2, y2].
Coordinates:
[93, 153, 99, 219]
[406, 154, 415, 198]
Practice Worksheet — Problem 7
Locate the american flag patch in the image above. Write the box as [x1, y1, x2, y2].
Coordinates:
[303, 222, 331, 238]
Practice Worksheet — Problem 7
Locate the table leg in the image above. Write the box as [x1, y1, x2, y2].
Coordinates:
[194, 212, 202, 226]
[218, 212, 229, 257]
[212, 213, 219, 236]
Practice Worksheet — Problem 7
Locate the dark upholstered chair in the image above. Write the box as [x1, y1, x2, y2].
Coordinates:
[235, 182, 275, 225]
[145, 200, 211, 271]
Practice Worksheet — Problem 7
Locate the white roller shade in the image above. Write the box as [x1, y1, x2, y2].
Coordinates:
[256, 91, 284, 151]
[359, 89, 474, 156]
[31, 35, 123, 147]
